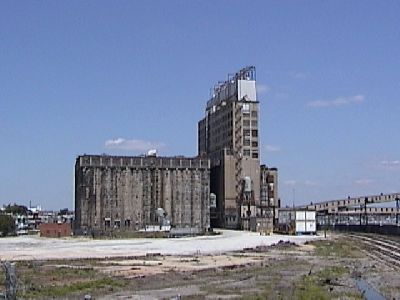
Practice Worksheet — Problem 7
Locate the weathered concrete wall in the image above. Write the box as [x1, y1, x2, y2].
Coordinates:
[75, 155, 210, 235]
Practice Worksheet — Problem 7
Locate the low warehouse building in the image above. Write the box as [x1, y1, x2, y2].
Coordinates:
[74, 155, 210, 235]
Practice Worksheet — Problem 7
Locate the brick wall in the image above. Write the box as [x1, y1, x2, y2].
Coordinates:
[39, 223, 72, 238]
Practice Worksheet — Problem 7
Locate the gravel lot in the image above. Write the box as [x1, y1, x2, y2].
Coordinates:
[0, 230, 319, 261]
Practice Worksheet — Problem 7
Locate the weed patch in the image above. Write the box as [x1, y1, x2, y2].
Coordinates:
[310, 238, 362, 258]
[293, 266, 360, 300]
[21, 277, 126, 298]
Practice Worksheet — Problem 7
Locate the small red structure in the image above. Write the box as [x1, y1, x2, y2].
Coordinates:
[39, 223, 71, 238]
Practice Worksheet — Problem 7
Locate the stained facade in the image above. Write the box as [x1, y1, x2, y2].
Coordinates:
[198, 66, 279, 229]
[75, 155, 210, 234]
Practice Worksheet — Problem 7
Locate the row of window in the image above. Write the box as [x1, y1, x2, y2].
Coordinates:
[243, 150, 259, 158]
[243, 129, 258, 137]
[243, 139, 258, 147]
[242, 120, 258, 127]
[241, 105, 258, 117]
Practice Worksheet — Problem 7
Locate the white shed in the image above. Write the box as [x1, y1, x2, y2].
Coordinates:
[295, 211, 316, 234]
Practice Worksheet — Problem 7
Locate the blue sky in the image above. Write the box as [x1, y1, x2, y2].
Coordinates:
[1, 1, 399, 210]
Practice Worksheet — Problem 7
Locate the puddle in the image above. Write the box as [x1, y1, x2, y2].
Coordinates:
[356, 279, 386, 300]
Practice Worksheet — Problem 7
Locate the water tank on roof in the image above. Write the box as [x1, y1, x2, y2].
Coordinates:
[147, 149, 157, 157]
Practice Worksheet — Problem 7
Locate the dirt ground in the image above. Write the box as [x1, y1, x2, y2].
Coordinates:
[1, 232, 399, 299]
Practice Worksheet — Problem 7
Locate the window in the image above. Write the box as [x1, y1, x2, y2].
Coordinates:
[243, 129, 250, 136]
[243, 120, 250, 127]
[252, 130, 258, 137]
[252, 141, 258, 147]
[243, 139, 250, 146]
[251, 120, 258, 127]
[242, 104, 250, 113]
[251, 111, 257, 117]
[243, 149, 250, 156]
[252, 152, 259, 158]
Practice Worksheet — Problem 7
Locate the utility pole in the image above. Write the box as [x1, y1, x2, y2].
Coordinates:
[292, 188, 295, 208]
[2, 262, 17, 300]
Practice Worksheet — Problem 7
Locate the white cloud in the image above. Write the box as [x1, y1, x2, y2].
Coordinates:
[380, 160, 400, 170]
[381, 160, 400, 166]
[104, 138, 166, 152]
[307, 95, 365, 108]
[355, 178, 373, 185]
[256, 84, 271, 94]
[265, 144, 281, 152]
[289, 71, 309, 80]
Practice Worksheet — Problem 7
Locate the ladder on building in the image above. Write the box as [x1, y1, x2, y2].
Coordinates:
[234, 102, 243, 222]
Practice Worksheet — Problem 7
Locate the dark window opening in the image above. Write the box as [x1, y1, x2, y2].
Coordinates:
[114, 220, 121, 228]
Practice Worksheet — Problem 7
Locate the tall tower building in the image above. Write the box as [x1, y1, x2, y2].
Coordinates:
[198, 66, 263, 229]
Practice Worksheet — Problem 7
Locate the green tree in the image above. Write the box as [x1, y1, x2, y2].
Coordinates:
[4, 203, 28, 215]
[0, 215, 16, 237]
[58, 208, 69, 215]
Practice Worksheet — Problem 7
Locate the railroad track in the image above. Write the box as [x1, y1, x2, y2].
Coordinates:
[347, 233, 400, 270]
[351, 234, 400, 252]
